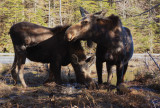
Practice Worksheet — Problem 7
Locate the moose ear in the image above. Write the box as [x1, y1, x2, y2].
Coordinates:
[80, 7, 89, 17]
[94, 9, 107, 16]
[85, 56, 95, 67]
[94, 11, 103, 15]
[86, 56, 95, 63]
[101, 9, 107, 16]
[71, 54, 79, 64]
[87, 40, 93, 48]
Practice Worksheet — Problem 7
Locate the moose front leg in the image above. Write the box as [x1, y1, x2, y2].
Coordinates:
[96, 59, 103, 84]
[11, 53, 18, 85]
[17, 54, 27, 88]
[50, 62, 62, 84]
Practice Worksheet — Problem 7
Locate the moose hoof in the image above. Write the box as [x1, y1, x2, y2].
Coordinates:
[103, 82, 111, 87]
[85, 81, 98, 90]
[13, 80, 18, 86]
[43, 82, 56, 87]
[97, 84, 106, 89]
[117, 84, 131, 95]
[23, 85, 28, 88]
[43, 79, 54, 84]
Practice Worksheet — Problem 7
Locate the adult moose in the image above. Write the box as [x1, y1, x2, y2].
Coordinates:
[9, 22, 95, 88]
[66, 7, 134, 88]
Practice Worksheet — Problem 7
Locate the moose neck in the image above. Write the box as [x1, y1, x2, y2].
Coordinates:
[93, 23, 124, 49]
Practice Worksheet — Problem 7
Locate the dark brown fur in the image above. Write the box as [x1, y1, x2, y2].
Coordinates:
[66, 10, 134, 87]
[9, 22, 94, 88]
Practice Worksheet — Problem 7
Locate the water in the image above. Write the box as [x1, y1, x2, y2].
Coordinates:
[0, 56, 15, 64]
[0, 97, 9, 104]
[151, 98, 160, 108]
[0, 56, 30, 64]
[129, 86, 157, 92]
[129, 86, 160, 107]
[0, 53, 159, 64]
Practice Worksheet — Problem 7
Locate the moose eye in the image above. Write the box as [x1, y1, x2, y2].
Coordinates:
[81, 21, 88, 25]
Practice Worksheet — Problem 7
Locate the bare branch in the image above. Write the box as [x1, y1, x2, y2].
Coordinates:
[147, 51, 160, 71]
[82, 0, 123, 2]
[133, 3, 160, 17]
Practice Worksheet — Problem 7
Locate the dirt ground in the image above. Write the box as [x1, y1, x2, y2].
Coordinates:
[0, 59, 160, 108]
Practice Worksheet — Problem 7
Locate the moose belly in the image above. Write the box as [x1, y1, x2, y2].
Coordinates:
[61, 56, 71, 66]
[26, 46, 52, 63]
[105, 53, 123, 65]
[105, 53, 115, 64]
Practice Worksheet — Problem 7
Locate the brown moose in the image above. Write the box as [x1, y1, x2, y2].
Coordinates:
[9, 22, 95, 88]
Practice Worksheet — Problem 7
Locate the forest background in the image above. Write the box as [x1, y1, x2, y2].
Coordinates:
[0, 0, 159, 53]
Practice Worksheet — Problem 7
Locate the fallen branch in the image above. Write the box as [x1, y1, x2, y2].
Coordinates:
[147, 51, 160, 71]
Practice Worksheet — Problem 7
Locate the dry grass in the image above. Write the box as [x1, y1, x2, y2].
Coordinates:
[134, 68, 160, 93]
[0, 59, 160, 108]
[0, 82, 12, 97]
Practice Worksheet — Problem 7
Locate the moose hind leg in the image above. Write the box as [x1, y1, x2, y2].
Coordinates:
[44, 64, 54, 84]
[11, 53, 18, 85]
[116, 62, 125, 87]
[17, 54, 27, 88]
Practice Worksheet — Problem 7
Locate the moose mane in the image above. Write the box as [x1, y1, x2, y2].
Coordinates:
[51, 25, 70, 35]
[107, 14, 122, 30]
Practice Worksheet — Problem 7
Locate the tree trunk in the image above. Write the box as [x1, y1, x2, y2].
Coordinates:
[34, 0, 37, 13]
[59, 0, 63, 25]
[48, 0, 51, 27]
[122, 0, 126, 19]
[22, 0, 25, 21]
[149, 0, 153, 53]
[34, 0, 37, 21]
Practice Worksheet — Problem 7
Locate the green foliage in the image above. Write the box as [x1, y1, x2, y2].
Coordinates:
[0, 0, 159, 53]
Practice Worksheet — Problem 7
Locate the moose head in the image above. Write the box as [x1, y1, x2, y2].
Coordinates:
[71, 54, 96, 89]
[65, 7, 122, 45]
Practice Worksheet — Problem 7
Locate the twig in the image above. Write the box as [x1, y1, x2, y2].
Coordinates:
[82, 0, 123, 2]
[143, 60, 149, 69]
[147, 51, 160, 71]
